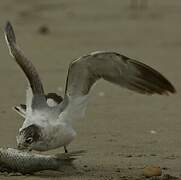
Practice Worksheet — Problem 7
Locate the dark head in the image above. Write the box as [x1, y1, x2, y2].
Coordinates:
[17, 124, 42, 150]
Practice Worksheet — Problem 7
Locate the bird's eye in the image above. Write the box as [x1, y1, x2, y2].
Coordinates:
[25, 137, 33, 144]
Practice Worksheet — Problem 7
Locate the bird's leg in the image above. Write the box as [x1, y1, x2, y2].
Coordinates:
[64, 146, 68, 153]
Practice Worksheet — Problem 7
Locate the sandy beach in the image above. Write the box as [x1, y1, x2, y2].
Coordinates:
[0, 0, 181, 179]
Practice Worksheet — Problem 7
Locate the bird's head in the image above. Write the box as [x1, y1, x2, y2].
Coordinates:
[17, 124, 43, 151]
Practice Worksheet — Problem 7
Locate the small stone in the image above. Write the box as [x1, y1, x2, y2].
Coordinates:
[126, 154, 132, 158]
[150, 154, 157, 156]
[38, 25, 50, 35]
[115, 168, 121, 172]
[150, 130, 157, 134]
[143, 166, 162, 178]
[98, 92, 105, 97]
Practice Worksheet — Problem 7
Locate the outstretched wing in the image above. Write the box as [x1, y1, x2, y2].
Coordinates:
[58, 51, 175, 123]
[65, 51, 175, 97]
[4, 22, 46, 110]
[4, 22, 44, 95]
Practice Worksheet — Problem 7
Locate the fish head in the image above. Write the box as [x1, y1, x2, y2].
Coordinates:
[17, 124, 43, 150]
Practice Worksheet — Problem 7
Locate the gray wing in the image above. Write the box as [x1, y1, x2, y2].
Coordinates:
[58, 51, 175, 123]
[4, 22, 44, 95]
[65, 51, 175, 98]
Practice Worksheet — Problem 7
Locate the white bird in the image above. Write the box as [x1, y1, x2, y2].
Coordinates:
[4, 22, 175, 153]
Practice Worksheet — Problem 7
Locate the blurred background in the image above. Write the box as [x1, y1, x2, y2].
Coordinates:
[0, 0, 180, 179]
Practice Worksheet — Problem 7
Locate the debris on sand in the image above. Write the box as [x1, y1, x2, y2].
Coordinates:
[150, 130, 157, 134]
[37, 25, 50, 35]
[148, 174, 180, 180]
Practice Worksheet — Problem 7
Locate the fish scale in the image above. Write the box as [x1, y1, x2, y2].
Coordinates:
[0, 148, 84, 174]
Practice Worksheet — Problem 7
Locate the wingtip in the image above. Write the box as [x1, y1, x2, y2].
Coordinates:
[149, 82, 176, 96]
[129, 59, 176, 96]
[162, 79, 176, 95]
[5, 21, 11, 30]
[168, 89, 176, 96]
[5, 21, 12, 35]
[4, 21, 16, 44]
[169, 87, 176, 94]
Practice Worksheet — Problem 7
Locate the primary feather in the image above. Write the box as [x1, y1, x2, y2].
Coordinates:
[5, 22, 44, 95]
[64, 52, 175, 98]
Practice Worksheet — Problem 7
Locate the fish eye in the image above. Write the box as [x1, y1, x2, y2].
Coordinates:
[25, 137, 33, 144]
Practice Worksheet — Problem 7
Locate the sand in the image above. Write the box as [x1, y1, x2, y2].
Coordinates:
[0, 0, 180, 179]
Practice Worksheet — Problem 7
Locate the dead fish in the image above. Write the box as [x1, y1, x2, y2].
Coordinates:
[0, 148, 84, 174]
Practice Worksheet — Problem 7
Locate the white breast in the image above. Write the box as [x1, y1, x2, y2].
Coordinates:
[41, 122, 76, 150]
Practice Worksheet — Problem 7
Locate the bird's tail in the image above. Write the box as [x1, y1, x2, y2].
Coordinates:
[13, 104, 26, 118]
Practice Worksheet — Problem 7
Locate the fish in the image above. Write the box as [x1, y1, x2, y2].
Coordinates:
[0, 148, 84, 174]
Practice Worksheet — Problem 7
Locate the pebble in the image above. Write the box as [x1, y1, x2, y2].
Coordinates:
[38, 25, 50, 35]
[150, 130, 157, 134]
[115, 168, 121, 172]
[126, 154, 133, 158]
[143, 166, 162, 178]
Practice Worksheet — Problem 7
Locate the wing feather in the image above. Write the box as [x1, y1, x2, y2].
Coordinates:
[65, 51, 175, 98]
[58, 51, 175, 122]
[4, 22, 44, 95]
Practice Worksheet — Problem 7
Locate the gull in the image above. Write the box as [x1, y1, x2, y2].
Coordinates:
[4, 22, 175, 153]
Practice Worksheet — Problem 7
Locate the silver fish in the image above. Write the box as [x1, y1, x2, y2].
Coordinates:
[0, 148, 84, 174]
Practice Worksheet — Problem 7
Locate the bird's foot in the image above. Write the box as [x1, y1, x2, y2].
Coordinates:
[64, 146, 68, 153]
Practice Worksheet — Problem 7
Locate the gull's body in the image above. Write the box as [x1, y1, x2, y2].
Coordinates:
[4, 22, 175, 152]
[13, 93, 63, 118]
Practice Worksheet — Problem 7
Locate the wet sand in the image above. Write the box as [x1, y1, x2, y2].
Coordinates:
[0, 0, 181, 179]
